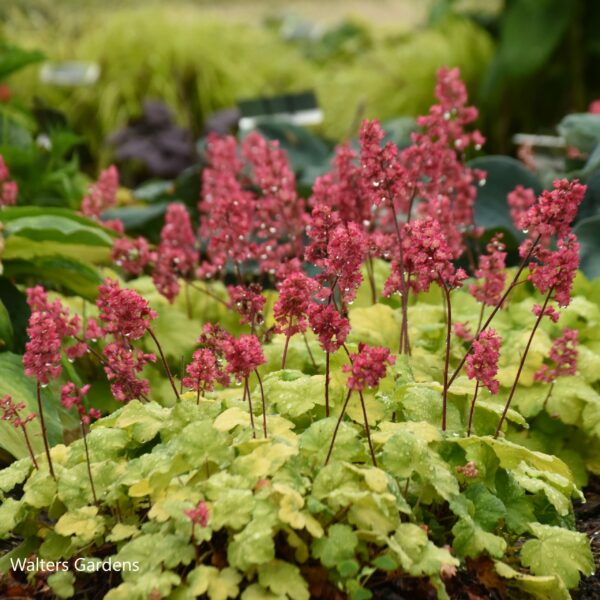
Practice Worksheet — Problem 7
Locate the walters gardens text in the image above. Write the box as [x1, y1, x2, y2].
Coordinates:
[10, 557, 140, 572]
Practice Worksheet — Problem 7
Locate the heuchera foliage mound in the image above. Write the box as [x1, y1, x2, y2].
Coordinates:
[0, 68, 597, 600]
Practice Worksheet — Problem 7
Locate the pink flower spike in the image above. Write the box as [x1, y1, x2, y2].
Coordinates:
[465, 329, 501, 394]
[103, 342, 155, 402]
[153, 203, 198, 302]
[112, 236, 153, 276]
[0, 154, 18, 207]
[223, 334, 266, 381]
[182, 348, 219, 395]
[228, 284, 266, 326]
[308, 303, 350, 353]
[185, 500, 209, 528]
[528, 234, 580, 307]
[454, 321, 473, 342]
[469, 234, 507, 306]
[343, 343, 396, 391]
[508, 185, 536, 231]
[274, 272, 319, 337]
[23, 312, 63, 384]
[80, 165, 119, 219]
[534, 328, 578, 383]
[97, 279, 157, 339]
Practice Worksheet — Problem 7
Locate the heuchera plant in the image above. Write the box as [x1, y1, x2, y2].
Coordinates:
[0, 68, 596, 600]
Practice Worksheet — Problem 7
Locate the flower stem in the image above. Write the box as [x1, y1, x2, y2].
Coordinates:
[447, 235, 541, 390]
[358, 390, 377, 466]
[467, 381, 480, 437]
[302, 332, 317, 370]
[36, 382, 55, 479]
[325, 388, 353, 465]
[440, 281, 452, 431]
[325, 351, 330, 417]
[281, 328, 292, 370]
[244, 377, 256, 439]
[254, 369, 267, 438]
[495, 287, 553, 438]
[389, 199, 410, 355]
[184, 280, 192, 319]
[20, 424, 38, 470]
[147, 327, 180, 401]
[366, 254, 377, 304]
[81, 421, 98, 505]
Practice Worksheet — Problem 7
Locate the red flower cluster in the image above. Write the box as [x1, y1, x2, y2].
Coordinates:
[1, 394, 35, 428]
[343, 343, 395, 391]
[308, 303, 350, 353]
[384, 217, 466, 296]
[182, 348, 219, 396]
[80, 165, 119, 219]
[508, 185, 536, 231]
[60, 383, 101, 424]
[23, 287, 83, 383]
[0, 154, 18, 207]
[97, 279, 157, 339]
[153, 203, 198, 302]
[185, 500, 209, 528]
[519, 179, 586, 243]
[274, 271, 319, 337]
[198, 132, 305, 278]
[228, 284, 266, 327]
[528, 234, 580, 307]
[222, 334, 266, 381]
[534, 328, 578, 383]
[465, 329, 501, 394]
[103, 343, 156, 402]
[112, 236, 154, 277]
[470, 235, 507, 306]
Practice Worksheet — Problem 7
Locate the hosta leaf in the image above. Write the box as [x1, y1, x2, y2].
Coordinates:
[520, 523, 594, 589]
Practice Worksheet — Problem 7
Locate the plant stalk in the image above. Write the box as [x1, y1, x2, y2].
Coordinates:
[254, 369, 268, 438]
[358, 390, 377, 466]
[81, 421, 98, 505]
[147, 327, 180, 401]
[325, 352, 330, 417]
[244, 377, 256, 439]
[325, 388, 353, 465]
[495, 287, 553, 438]
[36, 382, 55, 479]
[467, 381, 480, 437]
[20, 423, 38, 470]
[440, 281, 453, 431]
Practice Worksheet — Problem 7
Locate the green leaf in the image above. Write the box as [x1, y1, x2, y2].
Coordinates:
[0, 43, 45, 80]
[451, 515, 507, 559]
[388, 523, 458, 576]
[0, 352, 63, 458]
[495, 560, 570, 600]
[228, 520, 275, 571]
[0, 458, 31, 495]
[312, 524, 358, 569]
[520, 523, 594, 589]
[261, 370, 326, 417]
[258, 560, 310, 600]
[299, 418, 364, 463]
[0, 497, 24, 536]
[55, 506, 105, 544]
[186, 565, 242, 600]
[47, 571, 75, 599]
[463, 483, 506, 531]
[498, 0, 574, 77]
[0, 298, 14, 351]
[348, 304, 400, 351]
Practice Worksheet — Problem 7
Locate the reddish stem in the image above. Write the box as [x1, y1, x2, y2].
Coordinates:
[254, 369, 268, 438]
[325, 352, 330, 417]
[358, 390, 377, 466]
[447, 235, 541, 390]
[440, 281, 452, 432]
[495, 287, 553, 438]
[325, 388, 353, 465]
[36, 382, 55, 479]
[20, 423, 38, 470]
[147, 327, 180, 401]
[244, 377, 256, 439]
[81, 421, 98, 505]
[467, 381, 480, 437]
[281, 327, 292, 370]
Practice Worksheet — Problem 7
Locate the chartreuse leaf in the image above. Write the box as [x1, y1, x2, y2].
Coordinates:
[261, 370, 327, 417]
[495, 470, 536, 534]
[258, 560, 310, 600]
[104, 572, 182, 600]
[47, 571, 75, 599]
[0, 497, 23, 536]
[387, 523, 458, 576]
[348, 303, 400, 350]
[312, 524, 358, 569]
[100, 400, 169, 443]
[185, 565, 242, 600]
[300, 417, 365, 463]
[0, 457, 31, 495]
[463, 483, 506, 531]
[55, 506, 105, 544]
[520, 523, 594, 589]
[451, 515, 507, 559]
[228, 519, 276, 571]
[494, 561, 570, 600]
